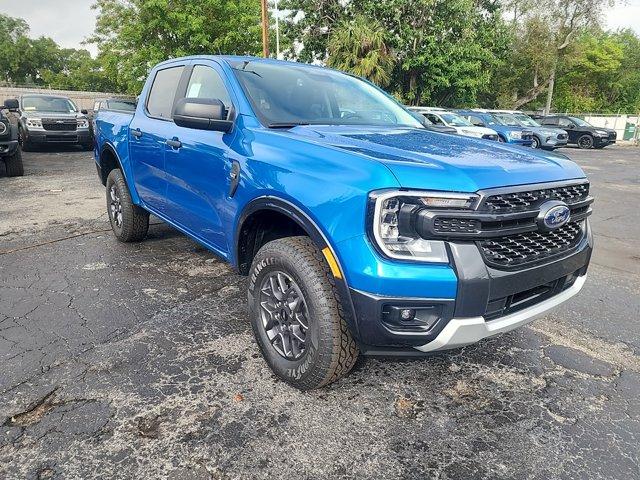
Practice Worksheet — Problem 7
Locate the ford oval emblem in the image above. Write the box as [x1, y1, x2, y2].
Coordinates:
[538, 201, 571, 231]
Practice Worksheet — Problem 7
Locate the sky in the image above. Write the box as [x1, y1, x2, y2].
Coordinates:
[0, 0, 638, 58]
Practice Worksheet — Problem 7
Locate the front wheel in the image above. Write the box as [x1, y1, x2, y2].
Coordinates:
[578, 135, 594, 149]
[18, 128, 32, 152]
[4, 148, 24, 177]
[248, 236, 359, 390]
[105, 169, 149, 242]
[530, 136, 541, 149]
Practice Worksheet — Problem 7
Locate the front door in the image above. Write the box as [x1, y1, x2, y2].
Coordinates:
[129, 64, 185, 212]
[557, 117, 579, 143]
[163, 63, 237, 254]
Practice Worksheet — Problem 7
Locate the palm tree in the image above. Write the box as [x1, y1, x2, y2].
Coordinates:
[327, 16, 395, 86]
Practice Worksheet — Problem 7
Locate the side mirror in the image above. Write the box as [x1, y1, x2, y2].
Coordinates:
[173, 98, 233, 133]
[81, 109, 88, 115]
[3, 98, 19, 111]
[567, 123, 575, 129]
[472, 121, 484, 127]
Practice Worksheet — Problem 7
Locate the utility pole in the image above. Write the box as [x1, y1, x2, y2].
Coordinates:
[274, 0, 280, 58]
[261, 0, 269, 58]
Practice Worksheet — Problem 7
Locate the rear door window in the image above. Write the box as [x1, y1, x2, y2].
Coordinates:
[146, 66, 185, 119]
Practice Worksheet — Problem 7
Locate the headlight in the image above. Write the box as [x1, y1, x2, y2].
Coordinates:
[370, 190, 478, 263]
[508, 130, 522, 139]
[594, 130, 608, 136]
[26, 118, 42, 128]
[77, 119, 89, 128]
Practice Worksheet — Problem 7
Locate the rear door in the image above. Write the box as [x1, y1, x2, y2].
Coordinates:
[129, 63, 186, 213]
[162, 61, 237, 253]
[557, 117, 579, 143]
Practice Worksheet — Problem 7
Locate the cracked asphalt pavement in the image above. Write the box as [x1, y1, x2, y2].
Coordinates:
[1, 145, 639, 479]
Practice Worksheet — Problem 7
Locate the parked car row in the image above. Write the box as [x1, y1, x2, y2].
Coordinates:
[409, 106, 617, 150]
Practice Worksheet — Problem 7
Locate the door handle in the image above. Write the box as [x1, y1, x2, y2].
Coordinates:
[131, 129, 142, 138]
[166, 138, 182, 149]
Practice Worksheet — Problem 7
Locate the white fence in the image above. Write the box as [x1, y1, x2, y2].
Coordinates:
[0, 86, 119, 111]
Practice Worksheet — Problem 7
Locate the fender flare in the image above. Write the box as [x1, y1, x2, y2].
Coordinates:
[235, 195, 361, 340]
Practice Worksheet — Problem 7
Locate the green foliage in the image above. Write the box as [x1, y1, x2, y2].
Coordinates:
[90, 0, 264, 94]
[281, 0, 510, 106]
[326, 16, 394, 86]
[554, 30, 640, 112]
[0, 13, 117, 91]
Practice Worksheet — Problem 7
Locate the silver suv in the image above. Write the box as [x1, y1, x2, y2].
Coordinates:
[16, 94, 93, 151]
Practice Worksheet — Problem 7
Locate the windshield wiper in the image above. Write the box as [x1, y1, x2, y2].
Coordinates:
[267, 122, 310, 128]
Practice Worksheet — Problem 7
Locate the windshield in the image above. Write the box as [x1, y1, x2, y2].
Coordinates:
[512, 113, 541, 127]
[22, 96, 78, 113]
[440, 113, 472, 127]
[231, 61, 422, 128]
[493, 113, 521, 126]
[568, 116, 592, 127]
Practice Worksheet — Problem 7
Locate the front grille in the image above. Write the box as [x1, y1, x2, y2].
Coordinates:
[433, 217, 480, 234]
[479, 222, 583, 268]
[42, 120, 77, 131]
[608, 132, 617, 140]
[558, 133, 567, 140]
[481, 183, 589, 212]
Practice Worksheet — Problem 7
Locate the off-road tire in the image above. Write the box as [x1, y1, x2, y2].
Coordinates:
[18, 128, 32, 152]
[106, 169, 149, 242]
[248, 236, 359, 390]
[578, 134, 594, 149]
[4, 148, 24, 177]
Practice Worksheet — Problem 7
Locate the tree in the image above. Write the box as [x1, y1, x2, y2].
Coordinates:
[280, 0, 510, 106]
[327, 16, 394, 86]
[89, 0, 264, 94]
[498, 0, 615, 111]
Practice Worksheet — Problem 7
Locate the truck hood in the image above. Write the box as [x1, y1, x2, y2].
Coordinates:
[455, 125, 497, 136]
[286, 125, 586, 192]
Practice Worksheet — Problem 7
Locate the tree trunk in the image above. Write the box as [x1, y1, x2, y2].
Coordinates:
[544, 63, 556, 115]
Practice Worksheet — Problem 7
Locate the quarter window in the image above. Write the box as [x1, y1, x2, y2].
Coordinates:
[146, 66, 184, 119]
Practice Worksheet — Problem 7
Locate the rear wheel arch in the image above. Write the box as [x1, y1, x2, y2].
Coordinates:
[98, 144, 122, 185]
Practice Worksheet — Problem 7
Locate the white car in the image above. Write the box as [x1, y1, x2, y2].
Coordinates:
[410, 108, 499, 141]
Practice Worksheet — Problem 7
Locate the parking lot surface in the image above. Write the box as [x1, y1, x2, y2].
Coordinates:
[1, 145, 639, 479]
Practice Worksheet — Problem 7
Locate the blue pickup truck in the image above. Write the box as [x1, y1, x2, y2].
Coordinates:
[94, 56, 593, 390]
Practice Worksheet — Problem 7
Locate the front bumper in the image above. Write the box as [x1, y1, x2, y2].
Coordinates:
[342, 222, 592, 355]
[25, 129, 91, 145]
[0, 140, 19, 156]
[415, 274, 585, 352]
[540, 135, 568, 149]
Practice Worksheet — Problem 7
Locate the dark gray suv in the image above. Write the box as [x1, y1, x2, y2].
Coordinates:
[16, 94, 93, 151]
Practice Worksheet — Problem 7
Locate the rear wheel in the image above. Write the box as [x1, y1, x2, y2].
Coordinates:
[105, 169, 149, 242]
[578, 134, 594, 149]
[4, 148, 24, 177]
[248, 236, 359, 390]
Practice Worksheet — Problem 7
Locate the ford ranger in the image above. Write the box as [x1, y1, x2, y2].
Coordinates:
[94, 56, 593, 390]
